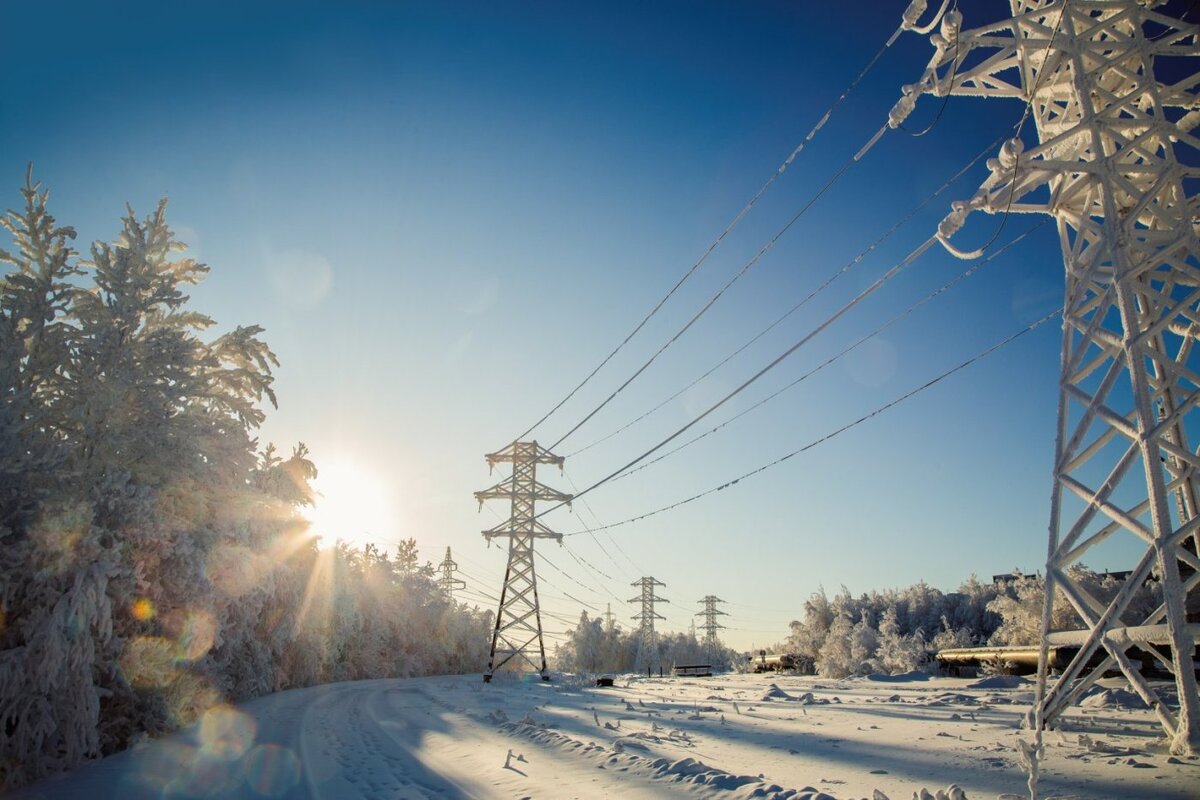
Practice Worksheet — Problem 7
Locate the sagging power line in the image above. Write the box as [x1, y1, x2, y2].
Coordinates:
[516, 0, 948, 445]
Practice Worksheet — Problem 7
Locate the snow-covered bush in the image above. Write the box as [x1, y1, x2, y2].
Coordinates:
[986, 567, 1160, 646]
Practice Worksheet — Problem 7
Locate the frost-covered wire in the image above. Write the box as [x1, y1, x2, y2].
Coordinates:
[546, 133, 885, 451]
[564, 308, 1060, 536]
[538, 547, 626, 606]
[608, 220, 1049, 484]
[515, 15, 913, 443]
[565, 131, 1009, 460]
[561, 468, 642, 577]
[537, 234, 941, 517]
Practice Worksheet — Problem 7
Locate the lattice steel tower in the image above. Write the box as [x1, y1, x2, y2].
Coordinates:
[630, 577, 668, 666]
[439, 547, 466, 602]
[894, 0, 1199, 754]
[697, 595, 728, 646]
[475, 441, 572, 682]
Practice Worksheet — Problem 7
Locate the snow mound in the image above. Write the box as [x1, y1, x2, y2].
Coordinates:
[927, 693, 977, 706]
[760, 686, 832, 705]
[1081, 688, 1147, 710]
[867, 671, 931, 683]
[906, 787, 969, 800]
[788, 790, 837, 800]
[762, 684, 794, 701]
[966, 675, 1030, 690]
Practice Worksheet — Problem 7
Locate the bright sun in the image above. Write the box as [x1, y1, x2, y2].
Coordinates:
[303, 457, 397, 550]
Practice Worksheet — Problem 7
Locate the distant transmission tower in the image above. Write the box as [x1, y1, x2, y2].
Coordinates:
[439, 547, 466, 602]
[475, 441, 572, 682]
[603, 603, 615, 629]
[895, 1, 1200, 754]
[630, 577, 668, 668]
[697, 595, 728, 646]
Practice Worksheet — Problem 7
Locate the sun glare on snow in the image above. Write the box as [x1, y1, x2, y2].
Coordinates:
[303, 457, 397, 549]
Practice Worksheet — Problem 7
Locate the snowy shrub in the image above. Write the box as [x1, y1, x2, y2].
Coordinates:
[986, 567, 1159, 647]
[816, 612, 856, 678]
[874, 606, 927, 675]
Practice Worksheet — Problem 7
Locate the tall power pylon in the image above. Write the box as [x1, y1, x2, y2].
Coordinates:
[439, 547, 466, 602]
[475, 441, 572, 682]
[894, 1, 1199, 754]
[630, 577, 668, 669]
[697, 595, 728, 646]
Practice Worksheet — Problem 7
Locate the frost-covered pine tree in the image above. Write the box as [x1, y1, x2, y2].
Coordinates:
[815, 611, 855, 678]
[848, 610, 879, 675]
[787, 587, 834, 665]
[875, 605, 925, 675]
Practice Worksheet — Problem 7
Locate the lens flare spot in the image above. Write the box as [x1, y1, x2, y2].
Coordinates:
[120, 636, 177, 689]
[168, 673, 223, 728]
[118, 740, 197, 795]
[198, 705, 257, 761]
[178, 610, 217, 661]
[243, 744, 301, 796]
[131, 597, 155, 621]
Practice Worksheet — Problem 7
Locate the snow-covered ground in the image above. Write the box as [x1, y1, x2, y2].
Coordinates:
[14, 672, 1199, 799]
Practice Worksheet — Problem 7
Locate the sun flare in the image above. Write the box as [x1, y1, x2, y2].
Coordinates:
[303, 457, 397, 550]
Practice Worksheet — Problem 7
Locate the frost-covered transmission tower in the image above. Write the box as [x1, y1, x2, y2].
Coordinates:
[894, 0, 1200, 754]
[475, 441, 572, 682]
[630, 577, 668, 663]
[439, 547, 466, 602]
[696, 595, 728, 645]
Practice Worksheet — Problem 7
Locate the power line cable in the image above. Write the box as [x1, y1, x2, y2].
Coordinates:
[547, 121, 892, 452]
[538, 548, 614, 601]
[542, 544, 630, 606]
[565, 131, 1009, 459]
[564, 469, 646, 575]
[564, 309, 1059, 535]
[515, 10, 921, 442]
[560, 469, 640, 578]
[537, 232, 942, 517]
[608, 220, 1048, 484]
[560, 540, 616, 583]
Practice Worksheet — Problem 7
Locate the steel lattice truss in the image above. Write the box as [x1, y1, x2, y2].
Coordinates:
[475, 441, 572, 681]
[895, 0, 1200, 753]
[438, 546, 466, 602]
[630, 577, 668, 657]
[697, 595, 728, 645]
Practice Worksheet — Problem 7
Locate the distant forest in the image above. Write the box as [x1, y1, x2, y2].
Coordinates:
[554, 568, 1162, 679]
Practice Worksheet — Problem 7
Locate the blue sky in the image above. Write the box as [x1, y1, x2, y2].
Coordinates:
[2, 0, 1107, 649]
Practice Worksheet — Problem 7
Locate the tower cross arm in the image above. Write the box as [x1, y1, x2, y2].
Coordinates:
[482, 517, 564, 542]
[484, 441, 566, 471]
[474, 480, 573, 505]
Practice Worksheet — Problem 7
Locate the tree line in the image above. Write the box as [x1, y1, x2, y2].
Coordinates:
[781, 568, 1161, 678]
[553, 567, 1162, 680]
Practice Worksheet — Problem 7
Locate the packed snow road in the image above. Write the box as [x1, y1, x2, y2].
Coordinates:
[14, 672, 1199, 799]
